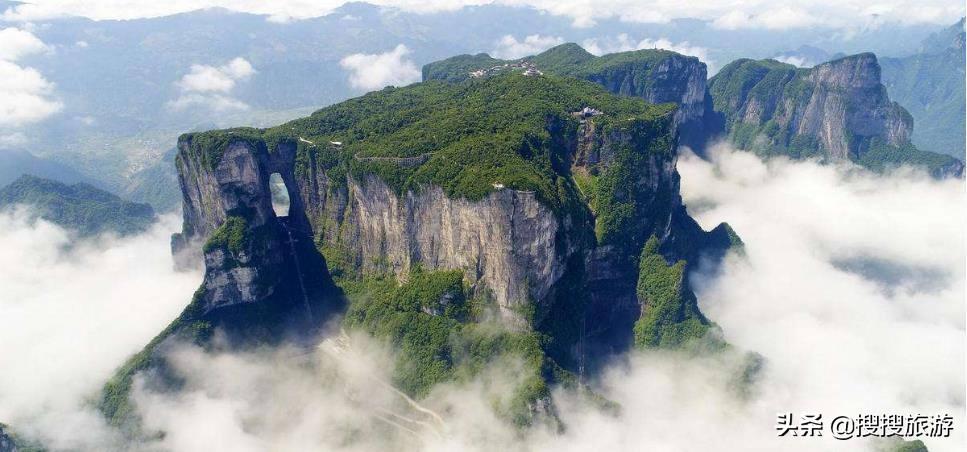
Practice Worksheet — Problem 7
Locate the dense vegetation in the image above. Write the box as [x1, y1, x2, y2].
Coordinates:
[857, 139, 965, 177]
[420, 53, 504, 82]
[182, 73, 675, 216]
[423, 42, 698, 98]
[0, 175, 156, 236]
[633, 236, 720, 349]
[343, 268, 556, 426]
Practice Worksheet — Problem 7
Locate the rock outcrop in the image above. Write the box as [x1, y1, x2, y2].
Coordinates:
[173, 137, 340, 323]
[708, 53, 964, 176]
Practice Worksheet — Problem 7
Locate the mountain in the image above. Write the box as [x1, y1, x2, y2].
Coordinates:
[0, 149, 103, 189]
[880, 18, 966, 158]
[121, 147, 182, 212]
[0, 175, 156, 236]
[101, 72, 738, 430]
[707, 53, 964, 177]
[424, 43, 716, 152]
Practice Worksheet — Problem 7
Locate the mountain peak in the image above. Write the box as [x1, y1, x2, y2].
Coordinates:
[0, 174, 156, 236]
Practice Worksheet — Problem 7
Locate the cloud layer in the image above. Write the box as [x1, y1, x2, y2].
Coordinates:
[2, 0, 962, 30]
[339, 44, 420, 91]
[168, 57, 255, 112]
[0, 210, 201, 449]
[0, 27, 62, 128]
[679, 145, 965, 451]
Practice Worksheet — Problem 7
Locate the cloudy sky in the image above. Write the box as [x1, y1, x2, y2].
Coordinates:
[1, 0, 963, 28]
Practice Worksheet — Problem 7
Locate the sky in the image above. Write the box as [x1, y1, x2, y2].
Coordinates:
[0, 0, 963, 29]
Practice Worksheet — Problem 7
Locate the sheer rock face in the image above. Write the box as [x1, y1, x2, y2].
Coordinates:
[583, 53, 714, 152]
[173, 139, 335, 318]
[332, 176, 565, 329]
[173, 114, 727, 334]
[174, 137, 571, 328]
[800, 54, 911, 158]
[710, 53, 913, 160]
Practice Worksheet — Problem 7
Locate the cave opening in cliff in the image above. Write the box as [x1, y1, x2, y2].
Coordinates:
[269, 173, 291, 217]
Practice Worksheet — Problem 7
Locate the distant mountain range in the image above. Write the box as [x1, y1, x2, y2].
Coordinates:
[428, 44, 962, 176]
[2, 2, 961, 211]
[0, 174, 156, 236]
[880, 18, 966, 157]
[0, 149, 103, 189]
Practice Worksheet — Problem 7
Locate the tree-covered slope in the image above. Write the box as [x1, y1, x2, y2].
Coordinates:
[708, 53, 964, 177]
[423, 43, 715, 151]
[184, 73, 675, 212]
[881, 18, 966, 158]
[0, 175, 156, 236]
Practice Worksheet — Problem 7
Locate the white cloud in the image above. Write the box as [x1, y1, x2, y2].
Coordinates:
[0, 0, 963, 30]
[712, 6, 821, 30]
[678, 144, 965, 451]
[582, 34, 711, 68]
[490, 34, 564, 59]
[0, 27, 49, 60]
[177, 57, 254, 93]
[167, 93, 251, 112]
[169, 57, 254, 111]
[0, 131, 27, 147]
[0, 28, 61, 127]
[339, 44, 420, 91]
[0, 210, 201, 449]
[774, 55, 809, 67]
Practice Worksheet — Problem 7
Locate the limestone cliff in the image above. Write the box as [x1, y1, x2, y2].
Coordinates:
[708, 53, 964, 176]
[171, 75, 734, 367]
[99, 135, 344, 428]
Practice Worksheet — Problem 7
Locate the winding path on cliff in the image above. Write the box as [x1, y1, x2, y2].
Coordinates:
[297, 330, 449, 441]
